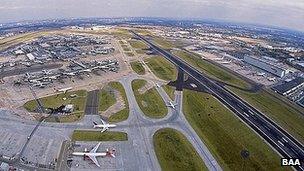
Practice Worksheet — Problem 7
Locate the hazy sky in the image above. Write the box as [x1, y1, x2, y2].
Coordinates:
[1, 0, 303, 31]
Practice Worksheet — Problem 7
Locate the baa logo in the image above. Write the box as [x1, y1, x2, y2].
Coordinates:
[281, 158, 302, 166]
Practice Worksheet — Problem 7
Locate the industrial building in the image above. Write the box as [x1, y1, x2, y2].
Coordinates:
[297, 97, 304, 108]
[272, 77, 304, 96]
[243, 56, 289, 77]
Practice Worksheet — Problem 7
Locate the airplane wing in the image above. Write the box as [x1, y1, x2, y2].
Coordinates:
[101, 127, 107, 133]
[170, 101, 177, 106]
[90, 142, 101, 153]
[100, 118, 106, 125]
[88, 155, 100, 167]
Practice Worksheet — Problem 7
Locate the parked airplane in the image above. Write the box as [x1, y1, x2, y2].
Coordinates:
[268, 77, 276, 81]
[56, 87, 73, 93]
[257, 72, 265, 76]
[82, 68, 92, 73]
[25, 72, 33, 79]
[93, 119, 116, 133]
[47, 75, 59, 80]
[42, 70, 52, 75]
[92, 65, 109, 70]
[72, 142, 116, 167]
[166, 101, 177, 109]
[63, 72, 76, 76]
[33, 82, 47, 88]
[28, 79, 39, 83]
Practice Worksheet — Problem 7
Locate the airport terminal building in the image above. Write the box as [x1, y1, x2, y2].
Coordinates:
[244, 56, 289, 77]
[272, 77, 304, 96]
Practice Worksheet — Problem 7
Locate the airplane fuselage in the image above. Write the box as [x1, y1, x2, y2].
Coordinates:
[93, 124, 116, 129]
[72, 152, 107, 157]
[168, 102, 176, 109]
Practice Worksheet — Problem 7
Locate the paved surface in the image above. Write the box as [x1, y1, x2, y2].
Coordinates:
[0, 73, 222, 171]
[117, 76, 221, 171]
[134, 31, 304, 171]
[0, 110, 71, 170]
[84, 90, 100, 115]
[1, 30, 302, 171]
[70, 142, 125, 171]
[0, 63, 63, 79]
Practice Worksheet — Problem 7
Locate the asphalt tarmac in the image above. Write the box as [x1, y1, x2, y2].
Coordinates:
[84, 90, 100, 115]
[0, 73, 222, 171]
[0, 63, 63, 78]
[133, 31, 304, 171]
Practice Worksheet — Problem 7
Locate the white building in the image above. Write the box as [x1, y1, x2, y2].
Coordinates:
[26, 53, 35, 61]
[14, 50, 24, 55]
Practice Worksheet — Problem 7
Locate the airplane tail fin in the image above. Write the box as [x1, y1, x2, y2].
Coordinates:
[106, 148, 116, 158]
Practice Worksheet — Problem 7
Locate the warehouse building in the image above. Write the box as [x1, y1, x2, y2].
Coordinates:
[244, 56, 289, 77]
[272, 77, 304, 96]
[26, 53, 35, 61]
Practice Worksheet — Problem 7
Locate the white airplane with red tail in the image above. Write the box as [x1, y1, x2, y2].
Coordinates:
[72, 142, 116, 167]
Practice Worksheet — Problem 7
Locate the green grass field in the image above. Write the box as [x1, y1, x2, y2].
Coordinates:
[153, 128, 207, 171]
[44, 112, 84, 123]
[121, 45, 130, 52]
[135, 49, 147, 54]
[162, 85, 175, 100]
[107, 82, 130, 123]
[152, 37, 176, 49]
[145, 56, 177, 81]
[23, 90, 87, 122]
[72, 130, 128, 141]
[130, 61, 145, 75]
[108, 108, 129, 123]
[134, 29, 151, 35]
[230, 87, 304, 143]
[24, 90, 87, 112]
[132, 79, 167, 118]
[173, 50, 251, 90]
[125, 52, 134, 56]
[182, 89, 288, 170]
[170, 49, 304, 143]
[128, 40, 148, 49]
[99, 88, 116, 112]
[111, 28, 132, 39]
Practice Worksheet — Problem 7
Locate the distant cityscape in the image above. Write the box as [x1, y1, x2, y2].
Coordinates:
[1, 18, 303, 113]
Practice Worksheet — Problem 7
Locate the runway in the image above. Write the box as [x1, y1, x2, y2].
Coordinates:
[132, 31, 304, 170]
[84, 90, 100, 115]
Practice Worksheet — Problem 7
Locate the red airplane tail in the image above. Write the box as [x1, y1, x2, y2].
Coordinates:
[106, 148, 116, 158]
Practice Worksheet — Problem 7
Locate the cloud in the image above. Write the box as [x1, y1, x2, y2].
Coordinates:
[0, 0, 303, 31]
